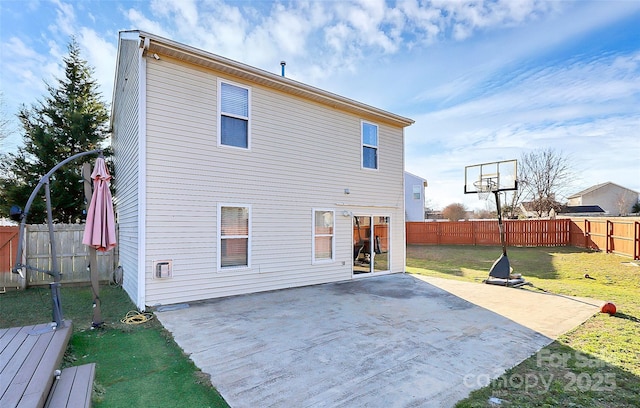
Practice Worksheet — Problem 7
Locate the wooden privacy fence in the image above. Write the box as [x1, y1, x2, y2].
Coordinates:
[407, 218, 640, 260]
[0, 224, 116, 289]
[0, 226, 19, 288]
[570, 218, 640, 260]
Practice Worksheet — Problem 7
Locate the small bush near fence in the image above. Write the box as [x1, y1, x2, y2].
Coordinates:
[406, 217, 640, 260]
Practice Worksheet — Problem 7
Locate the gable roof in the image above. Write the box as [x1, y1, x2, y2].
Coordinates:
[404, 171, 428, 187]
[568, 182, 639, 199]
[119, 30, 414, 129]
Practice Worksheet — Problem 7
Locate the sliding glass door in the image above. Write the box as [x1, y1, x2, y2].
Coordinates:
[353, 215, 389, 275]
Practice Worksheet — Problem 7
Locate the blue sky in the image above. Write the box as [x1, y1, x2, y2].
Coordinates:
[1, 0, 639, 210]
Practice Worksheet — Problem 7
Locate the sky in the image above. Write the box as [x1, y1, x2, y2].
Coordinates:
[1, 0, 639, 211]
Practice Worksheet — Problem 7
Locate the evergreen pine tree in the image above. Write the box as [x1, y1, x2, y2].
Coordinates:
[0, 39, 109, 223]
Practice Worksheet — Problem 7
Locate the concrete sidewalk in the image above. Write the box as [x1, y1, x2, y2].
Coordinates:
[415, 275, 601, 339]
[156, 273, 599, 407]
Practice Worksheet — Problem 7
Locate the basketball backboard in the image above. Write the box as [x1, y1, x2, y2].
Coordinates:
[464, 159, 518, 194]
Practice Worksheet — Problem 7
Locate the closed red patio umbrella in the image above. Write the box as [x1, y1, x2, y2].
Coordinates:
[83, 156, 116, 251]
[82, 156, 116, 327]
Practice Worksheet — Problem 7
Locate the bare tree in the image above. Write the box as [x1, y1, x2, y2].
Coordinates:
[506, 184, 527, 218]
[615, 192, 635, 215]
[474, 209, 495, 219]
[519, 148, 572, 217]
[442, 203, 467, 221]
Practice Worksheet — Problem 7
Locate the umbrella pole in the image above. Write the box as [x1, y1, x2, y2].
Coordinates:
[89, 247, 102, 327]
[83, 162, 103, 328]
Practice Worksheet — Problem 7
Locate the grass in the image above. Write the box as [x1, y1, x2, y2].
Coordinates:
[407, 245, 640, 408]
[2, 246, 638, 407]
[0, 284, 229, 408]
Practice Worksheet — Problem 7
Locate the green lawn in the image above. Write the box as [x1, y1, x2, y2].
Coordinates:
[2, 245, 638, 407]
[0, 284, 229, 408]
[407, 245, 640, 408]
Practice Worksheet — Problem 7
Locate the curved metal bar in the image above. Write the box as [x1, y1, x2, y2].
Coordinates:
[12, 148, 103, 275]
[11, 148, 102, 328]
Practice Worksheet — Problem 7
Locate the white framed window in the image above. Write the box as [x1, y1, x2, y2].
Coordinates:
[312, 209, 334, 263]
[218, 204, 251, 269]
[413, 185, 422, 200]
[218, 79, 251, 149]
[361, 121, 378, 169]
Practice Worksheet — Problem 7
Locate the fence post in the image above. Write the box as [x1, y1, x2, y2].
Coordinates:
[633, 221, 640, 260]
[584, 219, 590, 249]
[606, 220, 613, 254]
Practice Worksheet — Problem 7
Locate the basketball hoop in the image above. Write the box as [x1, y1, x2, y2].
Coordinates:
[473, 179, 497, 200]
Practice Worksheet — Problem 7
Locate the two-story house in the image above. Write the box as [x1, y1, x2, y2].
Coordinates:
[111, 31, 413, 310]
[567, 182, 639, 215]
[404, 172, 428, 221]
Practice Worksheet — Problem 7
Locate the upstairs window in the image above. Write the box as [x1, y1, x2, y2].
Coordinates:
[219, 81, 250, 149]
[362, 122, 378, 169]
[413, 185, 422, 200]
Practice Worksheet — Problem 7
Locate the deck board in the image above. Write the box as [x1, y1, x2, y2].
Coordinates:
[0, 321, 72, 408]
[45, 364, 95, 408]
[0, 327, 21, 353]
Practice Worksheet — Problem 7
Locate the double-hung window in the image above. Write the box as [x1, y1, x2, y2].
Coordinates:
[413, 185, 422, 200]
[219, 80, 250, 149]
[313, 210, 334, 263]
[362, 121, 378, 169]
[218, 205, 251, 269]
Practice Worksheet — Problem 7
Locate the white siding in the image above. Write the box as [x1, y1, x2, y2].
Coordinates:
[583, 184, 638, 215]
[140, 56, 407, 306]
[111, 37, 141, 307]
[404, 172, 427, 221]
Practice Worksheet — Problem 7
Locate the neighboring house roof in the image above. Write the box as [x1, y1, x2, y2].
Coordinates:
[120, 30, 414, 129]
[567, 182, 639, 199]
[520, 202, 533, 211]
[404, 171, 428, 187]
[558, 205, 605, 214]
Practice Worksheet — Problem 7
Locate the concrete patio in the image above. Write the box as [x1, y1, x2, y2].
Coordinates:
[155, 273, 600, 407]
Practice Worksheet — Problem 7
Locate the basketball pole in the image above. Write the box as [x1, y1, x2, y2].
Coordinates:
[488, 189, 511, 279]
[495, 190, 507, 257]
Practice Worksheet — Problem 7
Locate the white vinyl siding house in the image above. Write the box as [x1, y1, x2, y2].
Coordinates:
[111, 37, 144, 307]
[112, 31, 413, 309]
[567, 182, 639, 215]
[404, 172, 428, 221]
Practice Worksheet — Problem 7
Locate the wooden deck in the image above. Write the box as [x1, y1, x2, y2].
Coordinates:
[0, 321, 72, 408]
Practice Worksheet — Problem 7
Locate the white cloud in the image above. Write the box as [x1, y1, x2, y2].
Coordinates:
[125, 8, 172, 38]
[48, 0, 76, 37]
[150, 0, 199, 27]
[77, 28, 118, 103]
[1, 37, 55, 103]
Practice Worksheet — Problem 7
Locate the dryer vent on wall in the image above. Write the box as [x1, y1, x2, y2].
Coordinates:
[153, 260, 173, 279]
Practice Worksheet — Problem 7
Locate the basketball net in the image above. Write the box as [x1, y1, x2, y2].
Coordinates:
[474, 179, 496, 200]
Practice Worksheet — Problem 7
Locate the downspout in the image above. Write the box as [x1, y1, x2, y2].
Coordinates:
[401, 129, 407, 274]
[137, 35, 149, 310]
